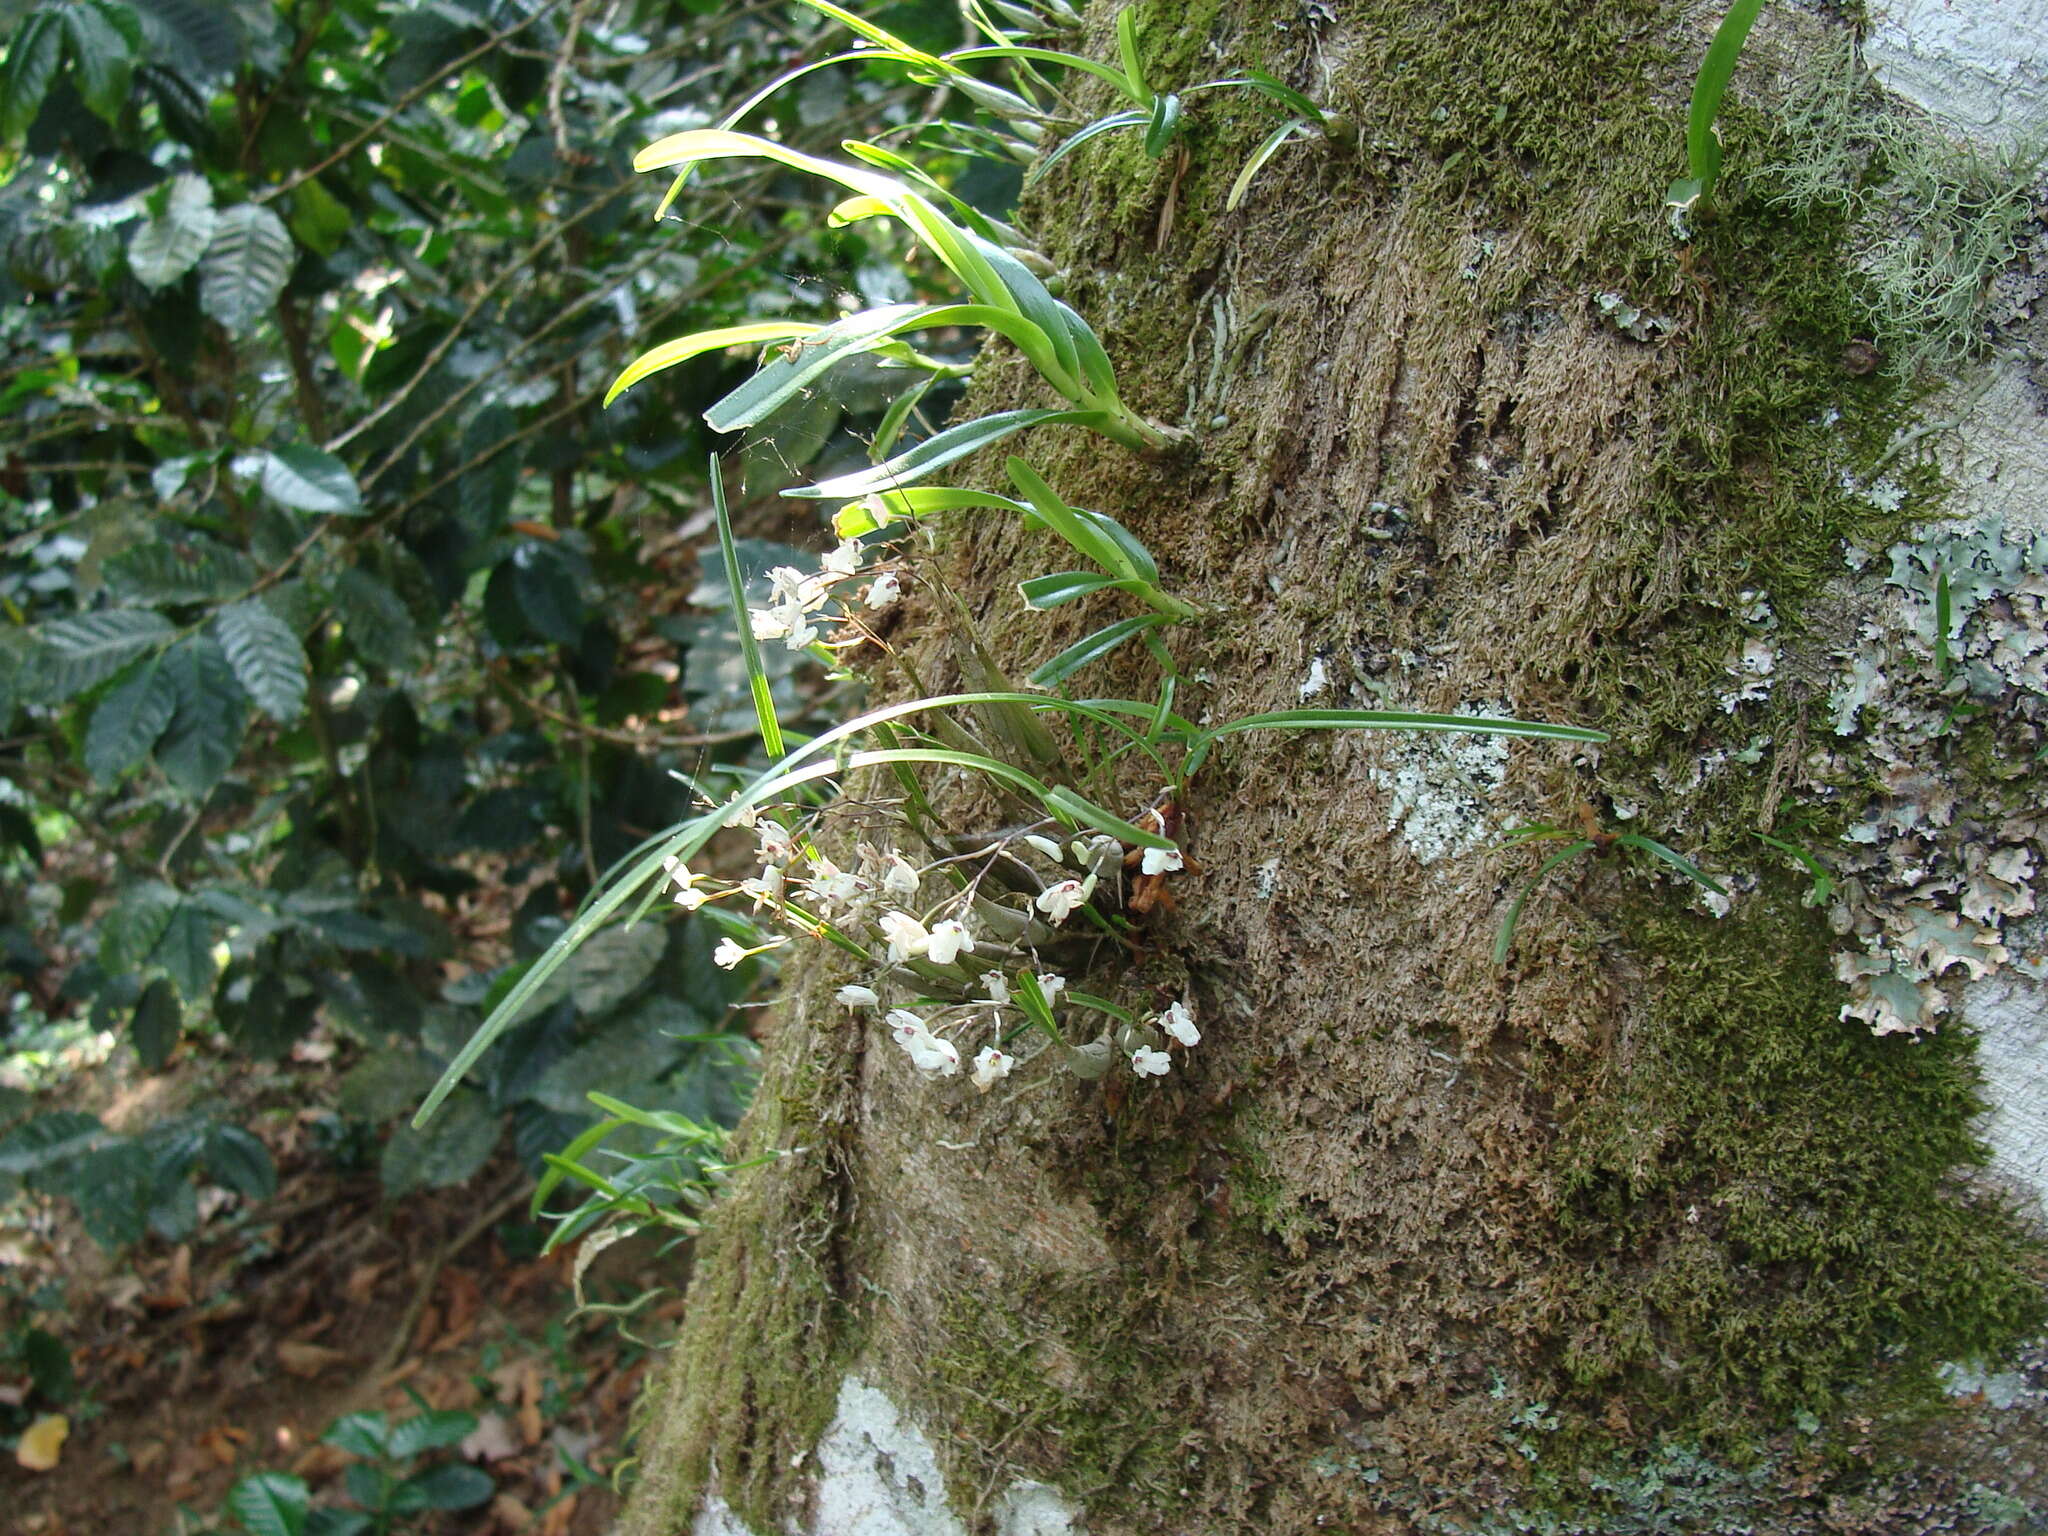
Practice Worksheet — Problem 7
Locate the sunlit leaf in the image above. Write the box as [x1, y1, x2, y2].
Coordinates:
[214, 599, 308, 723]
[200, 203, 295, 331]
[127, 171, 216, 288]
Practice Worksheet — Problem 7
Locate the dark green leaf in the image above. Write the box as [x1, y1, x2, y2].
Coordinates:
[339, 1049, 440, 1123]
[225, 1471, 310, 1536]
[60, 0, 137, 122]
[395, 1462, 494, 1512]
[131, 977, 181, 1070]
[259, 444, 362, 516]
[380, 1087, 499, 1196]
[0, 1112, 110, 1182]
[0, 14, 63, 142]
[156, 635, 249, 798]
[321, 1411, 391, 1461]
[130, 0, 242, 77]
[529, 1009, 687, 1116]
[150, 902, 217, 1001]
[332, 568, 418, 672]
[84, 655, 178, 783]
[104, 536, 258, 603]
[567, 922, 667, 1017]
[40, 1138, 154, 1249]
[31, 609, 174, 701]
[506, 543, 586, 646]
[214, 598, 307, 722]
[202, 1123, 277, 1200]
[100, 879, 180, 975]
[201, 203, 294, 331]
[385, 1408, 477, 1460]
[20, 1327, 75, 1401]
[458, 405, 519, 535]
[226, 969, 302, 1060]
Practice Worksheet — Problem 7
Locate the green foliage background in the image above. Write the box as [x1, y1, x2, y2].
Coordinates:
[0, 0, 969, 1253]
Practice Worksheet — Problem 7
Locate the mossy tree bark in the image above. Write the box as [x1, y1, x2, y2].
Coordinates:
[621, 3, 2047, 1531]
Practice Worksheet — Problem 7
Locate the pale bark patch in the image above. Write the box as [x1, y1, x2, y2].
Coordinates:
[1965, 975, 2048, 1215]
[1865, 0, 2048, 148]
[690, 1379, 1084, 1536]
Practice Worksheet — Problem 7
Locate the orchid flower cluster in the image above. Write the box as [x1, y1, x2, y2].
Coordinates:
[748, 535, 902, 653]
[663, 798, 1202, 1090]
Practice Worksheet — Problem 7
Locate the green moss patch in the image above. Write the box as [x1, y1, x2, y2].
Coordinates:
[1540, 889, 2043, 1432]
[924, 1282, 1191, 1525]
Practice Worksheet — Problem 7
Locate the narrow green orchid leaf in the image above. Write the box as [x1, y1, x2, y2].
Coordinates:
[1494, 840, 1598, 965]
[1020, 572, 1128, 609]
[1669, 0, 1765, 209]
[1227, 119, 1313, 211]
[784, 409, 1116, 499]
[1028, 615, 1165, 688]
[1143, 92, 1183, 157]
[1612, 833, 1728, 896]
[1115, 8, 1152, 107]
[606, 322, 822, 407]
[1026, 111, 1147, 188]
[711, 455, 784, 759]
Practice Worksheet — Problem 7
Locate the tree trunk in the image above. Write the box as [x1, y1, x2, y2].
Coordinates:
[622, 2, 2048, 1531]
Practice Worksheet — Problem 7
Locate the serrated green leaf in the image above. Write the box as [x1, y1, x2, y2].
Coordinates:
[321, 1411, 390, 1460]
[332, 568, 417, 672]
[200, 203, 294, 331]
[226, 969, 302, 1060]
[339, 1049, 441, 1123]
[61, 0, 139, 121]
[31, 609, 174, 701]
[155, 635, 248, 798]
[128, 172, 215, 288]
[100, 880, 180, 976]
[529, 1012, 686, 1116]
[130, 0, 241, 77]
[385, 1407, 477, 1460]
[0, 14, 63, 141]
[202, 1122, 276, 1199]
[567, 922, 667, 1016]
[130, 977, 181, 1070]
[397, 1462, 494, 1512]
[84, 655, 178, 783]
[150, 902, 216, 1001]
[380, 1086, 499, 1196]
[104, 536, 258, 603]
[0, 1111, 110, 1181]
[225, 1471, 310, 1536]
[214, 598, 307, 722]
[258, 443, 362, 515]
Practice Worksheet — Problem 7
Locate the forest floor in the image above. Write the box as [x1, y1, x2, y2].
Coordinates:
[2, 1026, 677, 1536]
